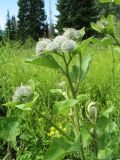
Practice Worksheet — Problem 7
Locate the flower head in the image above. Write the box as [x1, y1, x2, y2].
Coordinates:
[46, 41, 60, 52]
[36, 38, 51, 55]
[12, 85, 32, 103]
[61, 39, 76, 52]
[54, 35, 68, 46]
[63, 28, 81, 40]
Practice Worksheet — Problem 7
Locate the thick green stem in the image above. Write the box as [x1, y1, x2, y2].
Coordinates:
[111, 45, 115, 90]
[62, 53, 85, 160]
[35, 110, 74, 142]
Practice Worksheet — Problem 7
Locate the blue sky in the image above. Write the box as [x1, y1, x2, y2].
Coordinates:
[0, 0, 58, 29]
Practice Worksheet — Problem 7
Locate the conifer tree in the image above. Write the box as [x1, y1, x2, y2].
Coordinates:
[18, 0, 47, 41]
[28, 0, 47, 40]
[5, 12, 18, 40]
[10, 16, 18, 40]
[56, 0, 101, 36]
[5, 11, 11, 39]
[18, 0, 30, 41]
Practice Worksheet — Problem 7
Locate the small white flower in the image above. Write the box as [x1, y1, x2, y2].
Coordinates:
[61, 39, 76, 51]
[54, 35, 68, 46]
[36, 38, 51, 55]
[46, 41, 60, 51]
[63, 28, 81, 40]
[12, 85, 32, 103]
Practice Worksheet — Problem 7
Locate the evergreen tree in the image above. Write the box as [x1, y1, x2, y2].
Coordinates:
[5, 11, 11, 39]
[5, 11, 18, 40]
[101, 3, 120, 19]
[56, 0, 101, 36]
[18, 0, 47, 41]
[28, 0, 47, 40]
[10, 16, 18, 40]
[18, 0, 30, 41]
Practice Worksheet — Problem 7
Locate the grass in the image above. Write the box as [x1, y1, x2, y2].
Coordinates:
[0, 42, 120, 159]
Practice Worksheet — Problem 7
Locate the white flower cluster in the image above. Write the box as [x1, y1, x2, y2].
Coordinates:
[36, 38, 51, 55]
[63, 28, 81, 40]
[35, 28, 82, 55]
[12, 85, 32, 103]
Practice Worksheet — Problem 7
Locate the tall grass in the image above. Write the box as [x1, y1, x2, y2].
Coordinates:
[0, 42, 120, 158]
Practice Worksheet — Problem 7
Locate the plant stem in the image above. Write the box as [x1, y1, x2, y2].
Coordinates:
[111, 45, 115, 90]
[62, 53, 85, 160]
[35, 110, 74, 142]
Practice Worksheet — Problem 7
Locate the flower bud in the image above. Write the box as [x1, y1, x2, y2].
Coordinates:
[87, 102, 98, 123]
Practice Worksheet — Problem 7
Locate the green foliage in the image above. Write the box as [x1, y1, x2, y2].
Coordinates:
[26, 55, 60, 69]
[100, 0, 120, 5]
[1, 17, 120, 159]
[0, 117, 20, 146]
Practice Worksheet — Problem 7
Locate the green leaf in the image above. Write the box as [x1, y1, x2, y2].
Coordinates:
[99, 0, 120, 4]
[96, 116, 109, 136]
[106, 121, 118, 133]
[106, 14, 115, 36]
[115, 0, 120, 4]
[91, 22, 102, 33]
[79, 27, 85, 39]
[0, 117, 20, 146]
[81, 128, 91, 147]
[50, 89, 66, 97]
[76, 37, 93, 53]
[101, 36, 115, 45]
[54, 99, 78, 115]
[80, 54, 92, 81]
[99, 0, 112, 2]
[44, 135, 83, 160]
[15, 102, 33, 110]
[3, 101, 18, 107]
[98, 148, 113, 160]
[102, 105, 114, 118]
[26, 55, 60, 69]
[114, 46, 120, 53]
[44, 137, 71, 160]
[70, 65, 79, 83]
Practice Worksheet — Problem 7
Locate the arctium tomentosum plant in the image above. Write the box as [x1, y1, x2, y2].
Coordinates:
[26, 27, 93, 160]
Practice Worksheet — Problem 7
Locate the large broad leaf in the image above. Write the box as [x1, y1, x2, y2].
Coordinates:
[98, 148, 113, 160]
[106, 14, 115, 36]
[102, 105, 114, 118]
[81, 128, 91, 147]
[26, 55, 60, 69]
[76, 37, 93, 53]
[0, 117, 20, 146]
[80, 54, 92, 81]
[54, 99, 78, 115]
[44, 135, 82, 160]
[70, 64, 80, 83]
[44, 137, 71, 160]
[70, 54, 92, 83]
[96, 116, 109, 136]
